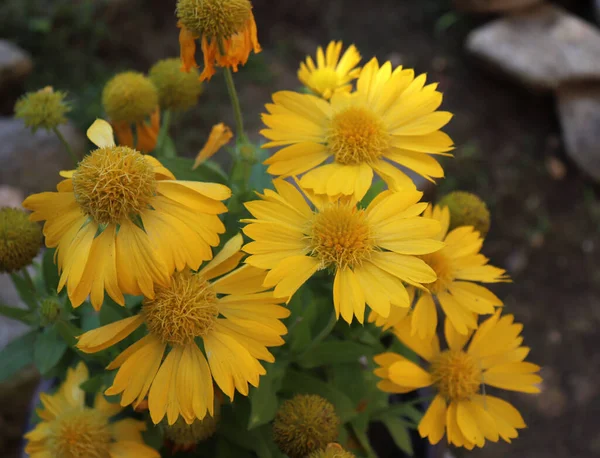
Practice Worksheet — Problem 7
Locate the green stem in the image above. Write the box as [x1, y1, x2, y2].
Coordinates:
[21, 268, 38, 310]
[218, 40, 248, 143]
[156, 110, 174, 157]
[53, 127, 78, 166]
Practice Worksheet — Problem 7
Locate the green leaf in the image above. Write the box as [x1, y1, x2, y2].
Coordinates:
[0, 331, 37, 383]
[42, 248, 60, 294]
[215, 436, 253, 458]
[0, 303, 34, 324]
[379, 414, 414, 456]
[360, 178, 386, 208]
[297, 340, 374, 369]
[34, 326, 68, 375]
[248, 362, 286, 429]
[281, 370, 357, 423]
[10, 272, 37, 309]
[56, 320, 82, 347]
[159, 156, 228, 184]
[79, 373, 105, 393]
[219, 400, 274, 458]
[158, 135, 177, 159]
[350, 419, 377, 458]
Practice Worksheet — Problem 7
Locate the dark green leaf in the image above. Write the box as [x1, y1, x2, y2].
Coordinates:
[42, 248, 60, 294]
[219, 400, 273, 458]
[0, 331, 37, 382]
[297, 341, 374, 369]
[248, 147, 273, 193]
[10, 272, 37, 309]
[159, 157, 228, 184]
[34, 326, 68, 374]
[0, 303, 34, 324]
[215, 436, 253, 458]
[248, 362, 286, 429]
[281, 370, 357, 423]
[158, 135, 177, 159]
[379, 414, 414, 456]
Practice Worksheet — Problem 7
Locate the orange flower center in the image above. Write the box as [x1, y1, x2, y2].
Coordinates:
[328, 106, 389, 165]
[430, 350, 481, 401]
[420, 250, 454, 294]
[143, 271, 219, 345]
[72, 146, 156, 225]
[47, 409, 112, 458]
[309, 203, 374, 270]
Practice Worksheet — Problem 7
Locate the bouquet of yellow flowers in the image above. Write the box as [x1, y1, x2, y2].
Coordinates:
[1, 0, 541, 456]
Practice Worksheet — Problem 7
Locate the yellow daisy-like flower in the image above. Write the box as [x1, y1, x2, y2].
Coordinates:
[176, 0, 261, 82]
[77, 235, 290, 426]
[25, 362, 158, 458]
[298, 41, 361, 100]
[261, 58, 454, 201]
[242, 179, 444, 324]
[374, 313, 542, 449]
[408, 204, 508, 338]
[22, 120, 230, 310]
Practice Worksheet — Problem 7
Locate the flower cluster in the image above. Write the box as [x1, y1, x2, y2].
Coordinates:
[6, 1, 541, 456]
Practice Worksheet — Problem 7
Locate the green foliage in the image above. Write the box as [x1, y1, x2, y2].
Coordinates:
[0, 331, 37, 383]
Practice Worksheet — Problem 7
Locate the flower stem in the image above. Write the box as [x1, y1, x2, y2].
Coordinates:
[20, 268, 38, 310]
[156, 110, 175, 158]
[217, 40, 248, 144]
[53, 127, 78, 166]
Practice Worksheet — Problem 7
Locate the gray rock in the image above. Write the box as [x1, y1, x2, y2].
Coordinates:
[0, 40, 33, 89]
[466, 5, 600, 90]
[557, 82, 600, 182]
[454, 0, 544, 13]
[0, 118, 85, 195]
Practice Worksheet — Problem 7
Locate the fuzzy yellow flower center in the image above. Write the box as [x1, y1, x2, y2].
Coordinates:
[72, 146, 157, 225]
[48, 409, 112, 458]
[176, 0, 251, 38]
[430, 350, 482, 401]
[420, 250, 454, 295]
[328, 106, 389, 165]
[143, 271, 219, 346]
[309, 204, 374, 270]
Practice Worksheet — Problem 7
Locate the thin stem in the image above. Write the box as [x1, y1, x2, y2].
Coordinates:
[21, 268, 38, 310]
[156, 110, 174, 157]
[217, 40, 247, 143]
[53, 127, 78, 166]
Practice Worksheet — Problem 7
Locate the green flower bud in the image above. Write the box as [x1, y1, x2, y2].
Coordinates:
[438, 191, 491, 237]
[40, 297, 61, 325]
[149, 58, 203, 112]
[0, 207, 42, 273]
[102, 72, 158, 123]
[14, 87, 70, 132]
[273, 394, 340, 458]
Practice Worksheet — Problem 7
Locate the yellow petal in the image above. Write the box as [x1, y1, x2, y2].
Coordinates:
[388, 360, 434, 388]
[193, 123, 233, 169]
[77, 315, 145, 354]
[87, 119, 116, 148]
[198, 233, 243, 278]
[456, 400, 485, 448]
[411, 293, 438, 340]
[147, 346, 183, 425]
[109, 440, 160, 458]
[418, 394, 447, 444]
[333, 268, 365, 324]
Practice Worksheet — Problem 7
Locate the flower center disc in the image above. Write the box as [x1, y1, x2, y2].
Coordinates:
[309, 204, 373, 270]
[328, 106, 389, 165]
[177, 0, 251, 37]
[430, 350, 481, 401]
[72, 146, 156, 225]
[420, 250, 454, 295]
[143, 271, 219, 345]
[48, 409, 111, 458]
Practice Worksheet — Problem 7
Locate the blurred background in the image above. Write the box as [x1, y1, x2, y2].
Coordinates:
[0, 0, 599, 457]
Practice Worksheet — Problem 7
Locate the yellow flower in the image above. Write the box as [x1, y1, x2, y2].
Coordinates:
[24, 362, 159, 458]
[374, 312, 542, 449]
[176, 0, 261, 82]
[193, 123, 233, 169]
[407, 204, 508, 338]
[102, 72, 161, 153]
[22, 120, 230, 310]
[242, 180, 443, 324]
[77, 235, 290, 425]
[298, 41, 361, 100]
[261, 58, 453, 201]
